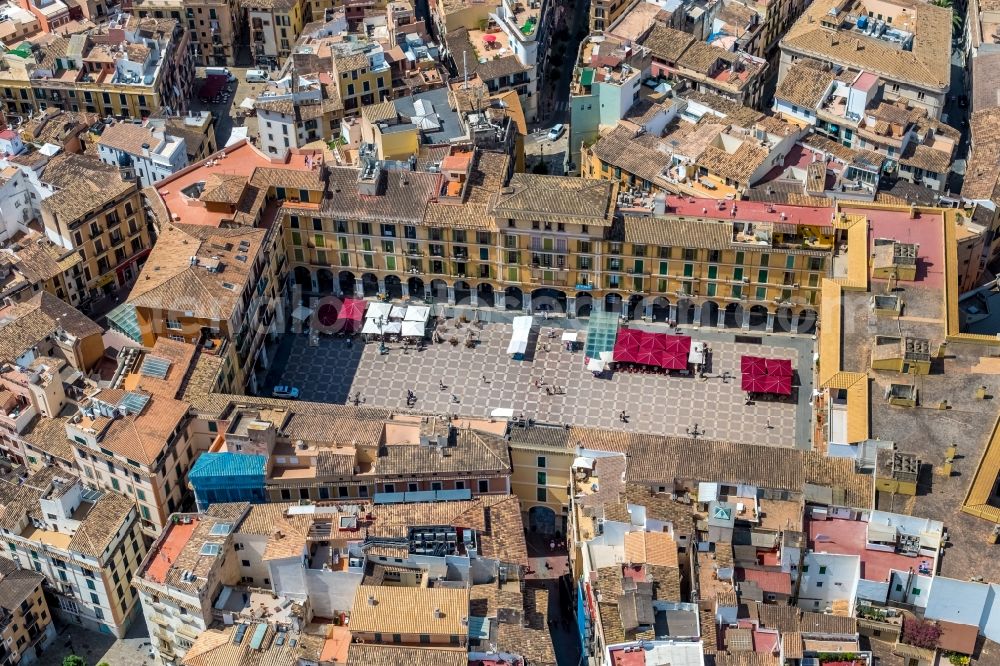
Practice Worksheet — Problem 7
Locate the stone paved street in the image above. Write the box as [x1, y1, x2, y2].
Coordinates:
[264, 319, 814, 448]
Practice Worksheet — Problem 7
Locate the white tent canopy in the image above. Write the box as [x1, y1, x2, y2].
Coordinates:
[389, 305, 407, 320]
[240, 96, 256, 110]
[401, 321, 425, 338]
[689, 340, 706, 364]
[365, 302, 392, 321]
[561, 331, 579, 342]
[507, 316, 534, 356]
[362, 318, 402, 336]
[587, 357, 605, 372]
[404, 305, 431, 322]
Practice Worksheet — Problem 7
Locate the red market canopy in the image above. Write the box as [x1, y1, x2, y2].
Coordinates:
[340, 298, 366, 321]
[613, 328, 643, 364]
[765, 358, 793, 378]
[741, 354, 794, 395]
[613, 329, 691, 370]
[482, 33, 497, 42]
[741, 355, 767, 376]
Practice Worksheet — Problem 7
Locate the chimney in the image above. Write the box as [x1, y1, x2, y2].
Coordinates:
[433, 607, 443, 618]
[368, 595, 377, 606]
[141, 142, 150, 157]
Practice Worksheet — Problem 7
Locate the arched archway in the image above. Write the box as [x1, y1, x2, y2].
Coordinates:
[604, 293, 622, 313]
[505, 286, 523, 310]
[528, 505, 557, 535]
[627, 294, 644, 320]
[454, 280, 472, 305]
[408, 276, 425, 300]
[676, 298, 695, 325]
[774, 306, 794, 333]
[748, 305, 768, 331]
[651, 296, 670, 322]
[384, 275, 402, 300]
[316, 268, 334, 294]
[476, 283, 494, 307]
[430, 279, 449, 303]
[798, 308, 818, 334]
[575, 292, 593, 318]
[338, 271, 356, 296]
[701, 300, 719, 327]
[724, 302, 743, 328]
[361, 273, 379, 297]
[294, 266, 311, 289]
[532, 288, 566, 314]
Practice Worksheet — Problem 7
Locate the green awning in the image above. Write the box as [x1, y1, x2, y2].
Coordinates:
[580, 68, 594, 87]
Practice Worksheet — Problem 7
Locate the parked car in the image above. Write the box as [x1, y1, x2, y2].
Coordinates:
[547, 123, 565, 141]
[205, 66, 237, 83]
[246, 69, 270, 83]
[272, 386, 300, 399]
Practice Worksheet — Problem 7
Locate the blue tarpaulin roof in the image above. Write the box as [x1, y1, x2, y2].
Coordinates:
[190, 452, 266, 481]
[468, 616, 490, 640]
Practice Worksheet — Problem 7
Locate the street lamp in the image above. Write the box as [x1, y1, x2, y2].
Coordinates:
[686, 423, 705, 439]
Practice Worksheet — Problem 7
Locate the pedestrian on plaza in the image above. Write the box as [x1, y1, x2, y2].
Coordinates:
[439, 380, 446, 391]
[765, 418, 772, 430]
[451, 393, 460, 403]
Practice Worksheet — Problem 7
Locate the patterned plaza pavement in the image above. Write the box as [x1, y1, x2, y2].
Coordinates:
[264, 319, 815, 449]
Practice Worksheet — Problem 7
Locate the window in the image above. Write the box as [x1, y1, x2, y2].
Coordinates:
[819, 566, 827, 574]
[478, 479, 489, 493]
[91, 593, 100, 604]
[911, 587, 921, 596]
[166, 319, 182, 330]
[536, 455, 546, 468]
[816, 581, 823, 588]
[536, 488, 547, 502]
[537, 472, 547, 485]
[384, 483, 395, 493]
[431, 482, 442, 491]
[241, 559, 250, 567]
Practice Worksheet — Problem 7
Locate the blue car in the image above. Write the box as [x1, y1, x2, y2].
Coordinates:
[272, 386, 300, 399]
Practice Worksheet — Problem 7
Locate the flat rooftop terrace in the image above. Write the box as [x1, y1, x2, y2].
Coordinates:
[807, 516, 933, 582]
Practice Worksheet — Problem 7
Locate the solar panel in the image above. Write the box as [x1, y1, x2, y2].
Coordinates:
[233, 624, 249, 645]
[120, 392, 150, 414]
[200, 543, 220, 556]
[139, 355, 172, 379]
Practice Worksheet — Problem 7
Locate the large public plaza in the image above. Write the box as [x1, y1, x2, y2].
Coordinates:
[263, 316, 815, 449]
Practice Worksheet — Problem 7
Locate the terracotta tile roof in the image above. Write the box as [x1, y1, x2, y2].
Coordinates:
[0, 291, 101, 364]
[589, 125, 673, 186]
[756, 603, 801, 632]
[623, 214, 732, 248]
[199, 173, 248, 204]
[800, 611, 857, 635]
[623, 531, 679, 567]
[91, 391, 189, 466]
[802, 452, 873, 510]
[375, 429, 510, 477]
[250, 166, 324, 192]
[21, 415, 74, 463]
[899, 143, 952, 174]
[97, 122, 170, 156]
[642, 24, 696, 62]
[262, 513, 310, 560]
[131, 338, 198, 400]
[735, 567, 792, 594]
[626, 436, 804, 492]
[781, 0, 951, 90]
[715, 652, 781, 666]
[490, 173, 617, 226]
[236, 502, 296, 535]
[349, 585, 469, 635]
[21, 109, 99, 146]
[783, 631, 804, 658]
[68, 491, 134, 558]
[962, 108, 1000, 203]
[127, 223, 266, 322]
[39, 153, 136, 223]
[345, 644, 467, 666]
[646, 563, 682, 601]
[727, 627, 754, 651]
[0, 558, 44, 611]
[775, 60, 835, 109]
[697, 139, 771, 183]
[316, 167, 439, 224]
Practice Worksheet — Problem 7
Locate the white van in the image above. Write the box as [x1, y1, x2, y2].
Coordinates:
[246, 69, 269, 83]
[205, 66, 236, 83]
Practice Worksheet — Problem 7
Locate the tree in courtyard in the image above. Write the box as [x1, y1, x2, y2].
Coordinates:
[62, 656, 88, 666]
[902, 617, 942, 650]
